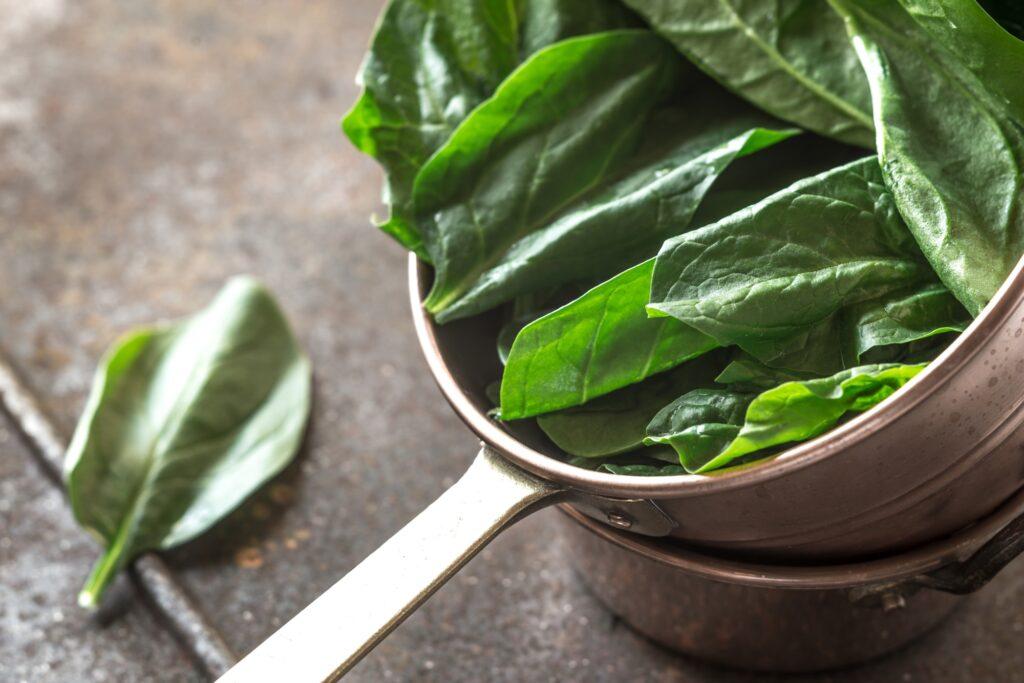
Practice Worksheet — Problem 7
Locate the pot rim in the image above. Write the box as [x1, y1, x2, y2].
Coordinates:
[556, 478, 1024, 589]
[410, 253, 1024, 499]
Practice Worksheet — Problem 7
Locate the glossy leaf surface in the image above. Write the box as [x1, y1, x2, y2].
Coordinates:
[834, 0, 1024, 315]
[343, 0, 637, 255]
[65, 278, 312, 607]
[623, 0, 874, 146]
[648, 157, 954, 374]
[417, 30, 683, 317]
[649, 363, 924, 473]
[500, 259, 717, 420]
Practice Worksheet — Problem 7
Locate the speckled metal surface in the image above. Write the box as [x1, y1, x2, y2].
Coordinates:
[0, 413, 204, 682]
[3, 0, 1024, 681]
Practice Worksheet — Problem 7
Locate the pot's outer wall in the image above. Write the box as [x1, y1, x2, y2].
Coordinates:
[415, 257, 1024, 560]
[557, 511, 961, 672]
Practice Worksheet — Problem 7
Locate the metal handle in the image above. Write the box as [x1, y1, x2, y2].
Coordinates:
[917, 507, 1024, 594]
[852, 504, 1024, 607]
[217, 446, 564, 682]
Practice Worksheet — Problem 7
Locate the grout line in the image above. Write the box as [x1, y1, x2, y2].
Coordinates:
[0, 350, 238, 679]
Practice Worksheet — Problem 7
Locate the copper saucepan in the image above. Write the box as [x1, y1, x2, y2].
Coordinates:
[218, 254, 1024, 681]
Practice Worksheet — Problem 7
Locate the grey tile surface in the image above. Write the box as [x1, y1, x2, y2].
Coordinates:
[2, 0, 1024, 681]
[0, 415, 204, 683]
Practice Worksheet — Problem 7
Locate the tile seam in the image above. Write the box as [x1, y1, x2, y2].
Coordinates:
[0, 349, 238, 679]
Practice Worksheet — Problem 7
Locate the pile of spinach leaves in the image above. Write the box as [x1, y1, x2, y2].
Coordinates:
[347, 0, 1023, 476]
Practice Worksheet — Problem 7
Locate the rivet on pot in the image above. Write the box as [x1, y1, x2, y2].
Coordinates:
[607, 512, 633, 530]
[881, 592, 907, 612]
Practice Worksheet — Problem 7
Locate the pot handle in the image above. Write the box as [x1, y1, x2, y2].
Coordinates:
[217, 445, 564, 682]
[852, 506, 1024, 607]
[915, 507, 1024, 595]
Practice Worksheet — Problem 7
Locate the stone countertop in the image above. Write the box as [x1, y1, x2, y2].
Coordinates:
[2, 1, 1024, 681]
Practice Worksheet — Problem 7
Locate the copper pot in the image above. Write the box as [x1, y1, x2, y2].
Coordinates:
[557, 483, 1024, 672]
[219, 255, 1024, 681]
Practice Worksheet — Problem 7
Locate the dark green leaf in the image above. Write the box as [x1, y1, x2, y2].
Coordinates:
[417, 30, 684, 318]
[645, 388, 754, 472]
[343, 0, 637, 256]
[65, 278, 312, 607]
[833, 0, 1024, 315]
[569, 447, 685, 475]
[423, 92, 796, 320]
[535, 353, 725, 457]
[715, 354, 816, 391]
[500, 258, 717, 420]
[517, 0, 644, 57]
[648, 157, 950, 374]
[843, 283, 969, 360]
[623, 0, 874, 146]
[650, 363, 925, 473]
[599, 462, 687, 476]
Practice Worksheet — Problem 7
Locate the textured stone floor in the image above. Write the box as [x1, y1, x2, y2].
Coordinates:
[2, 1, 1024, 681]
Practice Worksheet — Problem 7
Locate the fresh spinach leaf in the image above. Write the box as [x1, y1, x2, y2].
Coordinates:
[499, 258, 717, 420]
[833, 0, 1024, 315]
[623, 0, 874, 146]
[65, 278, 312, 607]
[648, 157, 954, 374]
[844, 283, 969, 360]
[535, 352, 726, 457]
[649, 363, 925, 473]
[715, 353, 816, 391]
[645, 388, 754, 472]
[343, 0, 637, 257]
[517, 0, 644, 56]
[416, 30, 682, 318]
[423, 95, 795, 321]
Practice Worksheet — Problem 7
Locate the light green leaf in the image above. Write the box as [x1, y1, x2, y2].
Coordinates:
[650, 363, 925, 473]
[500, 258, 717, 420]
[833, 0, 1024, 315]
[623, 0, 874, 146]
[64, 278, 312, 607]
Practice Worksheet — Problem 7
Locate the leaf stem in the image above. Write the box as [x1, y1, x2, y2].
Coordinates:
[78, 522, 132, 609]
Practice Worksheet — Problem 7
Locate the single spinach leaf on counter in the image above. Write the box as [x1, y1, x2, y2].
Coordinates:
[650, 363, 925, 473]
[648, 157, 952, 375]
[833, 0, 1024, 315]
[536, 352, 726, 457]
[343, 0, 638, 256]
[500, 259, 717, 420]
[623, 0, 873, 147]
[416, 30, 683, 319]
[65, 278, 312, 607]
